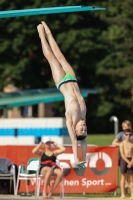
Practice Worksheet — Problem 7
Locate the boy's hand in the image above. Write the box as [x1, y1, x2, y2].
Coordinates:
[76, 161, 86, 170]
[127, 163, 132, 168]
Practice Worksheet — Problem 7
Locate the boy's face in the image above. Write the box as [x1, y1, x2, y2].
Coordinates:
[124, 128, 132, 141]
[124, 132, 132, 141]
[122, 123, 131, 130]
[75, 120, 87, 136]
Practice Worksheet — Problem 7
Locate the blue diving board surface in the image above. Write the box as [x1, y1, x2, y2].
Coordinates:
[0, 128, 69, 136]
[0, 6, 106, 18]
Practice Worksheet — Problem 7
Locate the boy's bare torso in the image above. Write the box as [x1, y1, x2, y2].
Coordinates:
[60, 82, 86, 126]
[122, 141, 133, 157]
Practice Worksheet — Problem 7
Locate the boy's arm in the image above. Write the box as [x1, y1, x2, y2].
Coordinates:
[120, 142, 130, 164]
[66, 120, 79, 164]
[130, 145, 133, 165]
[80, 138, 87, 161]
[112, 138, 120, 146]
[112, 132, 122, 146]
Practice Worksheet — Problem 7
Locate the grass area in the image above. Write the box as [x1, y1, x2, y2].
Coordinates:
[87, 134, 115, 146]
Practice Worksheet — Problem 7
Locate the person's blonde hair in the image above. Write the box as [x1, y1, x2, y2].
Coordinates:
[122, 120, 132, 129]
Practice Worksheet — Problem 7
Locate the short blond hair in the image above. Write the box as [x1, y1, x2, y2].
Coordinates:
[122, 120, 132, 129]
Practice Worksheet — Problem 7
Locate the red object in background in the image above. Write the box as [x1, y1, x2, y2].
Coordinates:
[0, 145, 118, 193]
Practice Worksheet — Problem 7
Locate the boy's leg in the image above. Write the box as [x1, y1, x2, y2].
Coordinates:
[37, 24, 65, 84]
[41, 21, 76, 77]
[125, 172, 129, 195]
[120, 174, 126, 197]
[125, 173, 129, 187]
[129, 174, 133, 197]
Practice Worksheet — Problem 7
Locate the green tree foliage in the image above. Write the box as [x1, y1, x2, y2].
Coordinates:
[0, 0, 133, 132]
[86, 0, 133, 132]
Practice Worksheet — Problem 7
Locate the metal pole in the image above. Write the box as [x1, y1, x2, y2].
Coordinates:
[109, 116, 119, 196]
[109, 116, 119, 136]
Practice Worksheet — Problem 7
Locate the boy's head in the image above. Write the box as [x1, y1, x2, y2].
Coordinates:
[124, 128, 132, 140]
[75, 119, 87, 139]
[122, 120, 132, 130]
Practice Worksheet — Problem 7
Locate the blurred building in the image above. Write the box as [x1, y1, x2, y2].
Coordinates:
[1, 84, 54, 118]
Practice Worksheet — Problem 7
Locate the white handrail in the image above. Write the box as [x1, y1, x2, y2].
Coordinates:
[109, 116, 119, 136]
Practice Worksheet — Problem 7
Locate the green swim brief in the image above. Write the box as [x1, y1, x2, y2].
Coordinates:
[56, 74, 77, 90]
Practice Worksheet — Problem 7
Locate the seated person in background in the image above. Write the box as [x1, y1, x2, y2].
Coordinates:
[112, 120, 133, 190]
[120, 128, 133, 199]
[32, 137, 65, 200]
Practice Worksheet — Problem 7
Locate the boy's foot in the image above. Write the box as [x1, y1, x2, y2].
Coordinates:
[37, 24, 47, 39]
[37, 24, 44, 36]
[120, 196, 125, 199]
[41, 21, 51, 35]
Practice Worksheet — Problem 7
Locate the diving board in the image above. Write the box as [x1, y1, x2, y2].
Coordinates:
[0, 88, 99, 108]
[0, 6, 106, 18]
